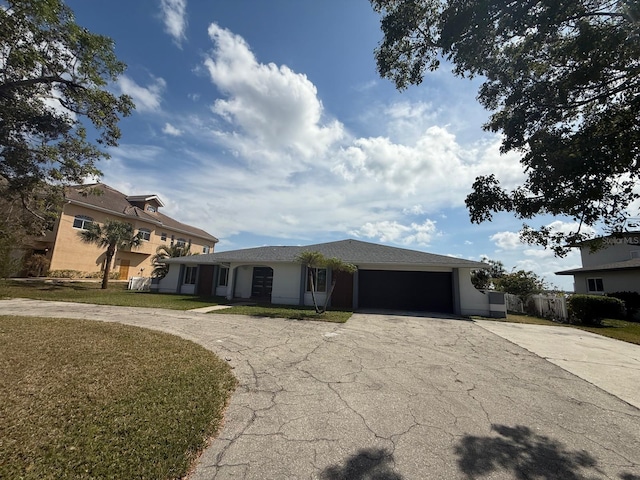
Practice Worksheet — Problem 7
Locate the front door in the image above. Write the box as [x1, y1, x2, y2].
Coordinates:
[197, 265, 215, 295]
[251, 267, 273, 300]
[118, 260, 130, 280]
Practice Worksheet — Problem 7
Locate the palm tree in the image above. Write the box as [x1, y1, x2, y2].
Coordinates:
[78, 219, 142, 289]
[296, 251, 357, 314]
[321, 257, 357, 313]
[296, 251, 325, 313]
[151, 243, 191, 279]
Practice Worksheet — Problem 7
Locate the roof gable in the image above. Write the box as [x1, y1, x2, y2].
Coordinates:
[65, 183, 218, 242]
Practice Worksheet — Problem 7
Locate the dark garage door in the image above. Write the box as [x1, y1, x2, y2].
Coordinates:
[358, 270, 453, 313]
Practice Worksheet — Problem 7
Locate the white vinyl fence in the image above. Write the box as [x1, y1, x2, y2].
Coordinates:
[504, 293, 568, 321]
[128, 276, 151, 291]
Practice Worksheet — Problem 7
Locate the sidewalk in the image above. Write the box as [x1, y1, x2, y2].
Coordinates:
[475, 320, 640, 409]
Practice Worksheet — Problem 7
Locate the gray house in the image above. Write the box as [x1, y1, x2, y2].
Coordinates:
[159, 239, 505, 317]
[556, 232, 640, 294]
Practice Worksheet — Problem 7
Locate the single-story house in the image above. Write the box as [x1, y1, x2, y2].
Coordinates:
[158, 239, 505, 317]
[556, 232, 640, 294]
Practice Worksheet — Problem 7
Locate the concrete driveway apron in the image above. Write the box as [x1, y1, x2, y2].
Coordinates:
[1, 299, 639, 479]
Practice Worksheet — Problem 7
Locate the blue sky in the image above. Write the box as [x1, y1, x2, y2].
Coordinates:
[65, 0, 587, 290]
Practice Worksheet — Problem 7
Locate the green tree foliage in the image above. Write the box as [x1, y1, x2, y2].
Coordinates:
[0, 0, 133, 235]
[295, 251, 357, 313]
[151, 243, 192, 279]
[494, 270, 546, 301]
[78, 219, 142, 289]
[471, 256, 506, 289]
[371, 0, 640, 254]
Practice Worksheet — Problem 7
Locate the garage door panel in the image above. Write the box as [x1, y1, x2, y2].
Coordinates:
[359, 270, 453, 312]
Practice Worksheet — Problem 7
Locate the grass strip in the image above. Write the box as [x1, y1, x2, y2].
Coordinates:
[214, 303, 352, 323]
[0, 280, 225, 310]
[0, 316, 237, 480]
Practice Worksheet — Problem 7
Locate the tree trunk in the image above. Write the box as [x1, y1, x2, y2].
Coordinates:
[321, 279, 337, 314]
[308, 268, 320, 313]
[102, 245, 115, 289]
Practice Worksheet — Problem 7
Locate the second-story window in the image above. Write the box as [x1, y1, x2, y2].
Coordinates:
[72, 215, 93, 230]
[161, 232, 167, 241]
[176, 238, 186, 247]
[138, 228, 151, 241]
[203, 245, 210, 254]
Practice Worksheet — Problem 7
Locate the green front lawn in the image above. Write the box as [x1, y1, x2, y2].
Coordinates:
[482, 313, 640, 345]
[0, 280, 226, 310]
[216, 303, 352, 323]
[0, 316, 237, 480]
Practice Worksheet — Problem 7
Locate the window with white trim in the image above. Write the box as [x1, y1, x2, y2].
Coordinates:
[306, 267, 327, 292]
[72, 215, 93, 230]
[184, 266, 198, 285]
[138, 228, 151, 241]
[176, 238, 186, 247]
[203, 245, 210, 254]
[587, 278, 604, 293]
[146, 205, 156, 212]
[218, 267, 229, 287]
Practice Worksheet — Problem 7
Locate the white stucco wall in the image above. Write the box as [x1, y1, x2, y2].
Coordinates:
[458, 268, 494, 316]
[180, 283, 196, 295]
[157, 263, 181, 293]
[233, 265, 254, 299]
[573, 271, 640, 294]
[271, 264, 302, 305]
[581, 235, 640, 267]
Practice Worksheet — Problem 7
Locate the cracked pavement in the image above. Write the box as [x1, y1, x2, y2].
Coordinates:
[1, 299, 639, 479]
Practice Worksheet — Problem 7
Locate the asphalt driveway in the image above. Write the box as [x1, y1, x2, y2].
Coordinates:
[1, 299, 639, 479]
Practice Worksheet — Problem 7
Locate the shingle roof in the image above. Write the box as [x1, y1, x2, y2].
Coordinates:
[65, 183, 218, 242]
[556, 258, 640, 275]
[167, 239, 486, 268]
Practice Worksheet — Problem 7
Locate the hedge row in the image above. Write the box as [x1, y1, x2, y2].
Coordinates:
[568, 295, 625, 325]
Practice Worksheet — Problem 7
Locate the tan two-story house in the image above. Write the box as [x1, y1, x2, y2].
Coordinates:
[30, 183, 218, 279]
[556, 232, 640, 294]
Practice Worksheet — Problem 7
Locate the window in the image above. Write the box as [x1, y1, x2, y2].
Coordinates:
[176, 238, 186, 247]
[203, 245, 210, 254]
[138, 228, 151, 241]
[306, 267, 327, 292]
[72, 215, 93, 230]
[218, 267, 229, 286]
[587, 278, 604, 293]
[184, 266, 198, 285]
[170, 235, 175, 245]
[161, 232, 167, 241]
[146, 205, 156, 212]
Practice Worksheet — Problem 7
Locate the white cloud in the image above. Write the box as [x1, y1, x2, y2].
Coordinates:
[403, 205, 425, 215]
[351, 219, 438, 246]
[490, 231, 522, 250]
[160, 0, 187, 46]
[203, 23, 344, 160]
[546, 220, 596, 237]
[117, 75, 166, 112]
[162, 122, 183, 136]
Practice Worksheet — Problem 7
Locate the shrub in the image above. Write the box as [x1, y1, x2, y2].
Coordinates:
[607, 291, 640, 322]
[22, 254, 50, 277]
[568, 294, 625, 325]
[48, 270, 119, 280]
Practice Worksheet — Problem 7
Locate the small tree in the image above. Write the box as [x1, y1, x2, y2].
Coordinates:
[78, 219, 142, 289]
[296, 251, 325, 313]
[321, 257, 357, 313]
[296, 251, 357, 314]
[471, 257, 506, 290]
[495, 270, 546, 303]
[151, 243, 191, 279]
